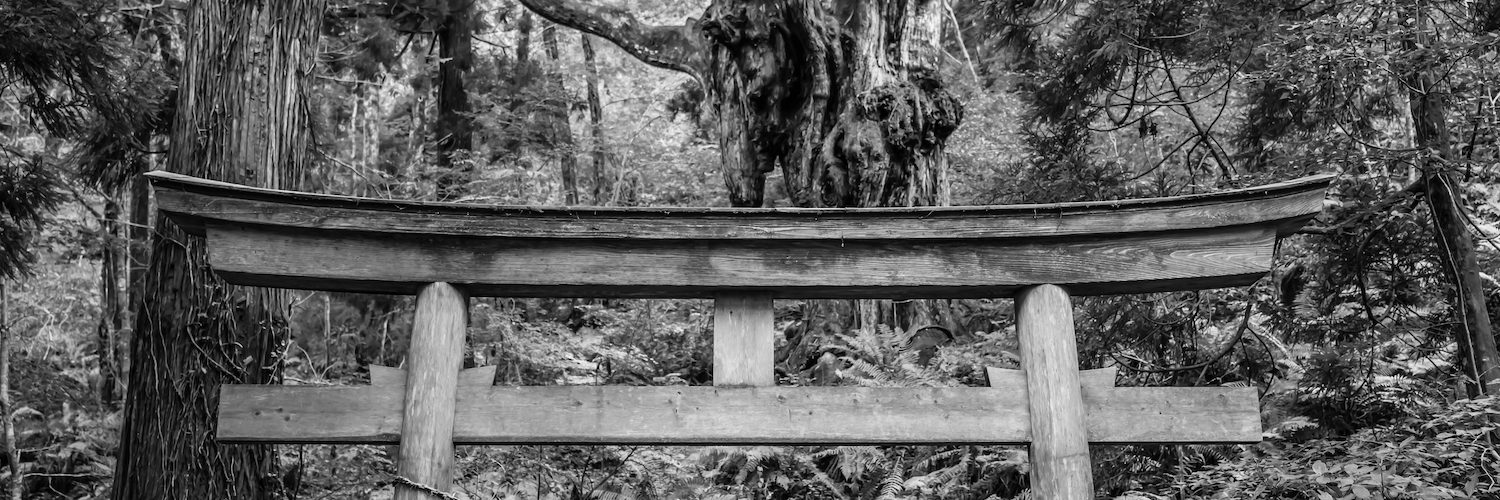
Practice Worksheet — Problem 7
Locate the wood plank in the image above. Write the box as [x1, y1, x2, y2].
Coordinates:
[713, 294, 775, 387]
[1015, 284, 1092, 499]
[151, 171, 1331, 240]
[986, 366, 1117, 389]
[204, 224, 1276, 298]
[370, 365, 495, 388]
[394, 283, 467, 500]
[216, 385, 1261, 445]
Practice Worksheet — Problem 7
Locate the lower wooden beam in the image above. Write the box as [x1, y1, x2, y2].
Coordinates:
[217, 385, 1260, 445]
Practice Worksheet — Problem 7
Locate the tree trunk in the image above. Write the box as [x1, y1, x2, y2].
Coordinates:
[111, 0, 324, 498]
[433, 0, 474, 200]
[97, 193, 121, 409]
[1, 281, 20, 500]
[699, 0, 960, 207]
[124, 168, 152, 398]
[544, 23, 580, 205]
[582, 34, 607, 204]
[1409, 81, 1500, 396]
[1407, 4, 1500, 396]
[519, 0, 962, 208]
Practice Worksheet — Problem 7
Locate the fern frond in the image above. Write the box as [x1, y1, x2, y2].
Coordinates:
[875, 466, 905, 500]
[794, 451, 852, 500]
[910, 447, 965, 475]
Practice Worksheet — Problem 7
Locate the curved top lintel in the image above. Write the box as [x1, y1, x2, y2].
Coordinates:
[146, 171, 1333, 242]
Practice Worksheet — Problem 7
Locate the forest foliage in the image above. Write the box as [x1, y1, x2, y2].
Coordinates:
[1, 0, 1499, 498]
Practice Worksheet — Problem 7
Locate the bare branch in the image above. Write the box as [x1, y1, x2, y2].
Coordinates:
[518, 0, 706, 79]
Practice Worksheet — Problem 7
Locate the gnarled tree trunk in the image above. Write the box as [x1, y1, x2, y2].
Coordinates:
[519, 0, 962, 209]
[111, 0, 324, 498]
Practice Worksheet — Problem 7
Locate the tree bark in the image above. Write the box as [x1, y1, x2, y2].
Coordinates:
[111, 0, 324, 498]
[1407, 4, 1500, 396]
[1, 281, 19, 500]
[124, 169, 152, 396]
[97, 193, 121, 409]
[582, 34, 607, 204]
[433, 0, 474, 200]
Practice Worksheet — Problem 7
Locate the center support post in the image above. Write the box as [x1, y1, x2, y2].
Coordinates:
[713, 293, 776, 387]
[395, 282, 469, 500]
[1016, 284, 1093, 499]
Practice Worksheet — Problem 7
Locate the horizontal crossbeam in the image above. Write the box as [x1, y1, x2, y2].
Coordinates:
[205, 224, 1276, 298]
[217, 385, 1260, 445]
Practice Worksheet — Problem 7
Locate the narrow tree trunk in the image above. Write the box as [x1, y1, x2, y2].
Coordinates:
[124, 168, 152, 399]
[544, 23, 580, 205]
[1, 281, 20, 500]
[97, 193, 121, 409]
[1411, 84, 1500, 396]
[112, 0, 325, 497]
[582, 34, 607, 205]
[518, 12, 533, 65]
[433, 0, 474, 200]
[1407, 4, 1500, 396]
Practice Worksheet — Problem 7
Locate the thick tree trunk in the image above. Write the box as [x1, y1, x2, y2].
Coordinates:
[699, 0, 960, 207]
[96, 194, 121, 409]
[433, 0, 474, 200]
[520, 0, 962, 208]
[582, 34, 607, 204]
[111, 0, 324, 498]
[1407, 5, 1500, 396]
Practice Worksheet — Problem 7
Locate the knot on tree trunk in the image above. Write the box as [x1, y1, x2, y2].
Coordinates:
[824, 76, 962, 207]
[856, 74, 962, 154]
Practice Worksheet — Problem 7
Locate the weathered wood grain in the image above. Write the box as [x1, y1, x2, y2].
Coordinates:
[713, 293, 774, 387]
[150, 171, 1331, 240]
[215, 385, 1261, 445]
[394, 283, 467, 500]
[1015, 285, 1093, 499]
[204, 224, 1276, 298]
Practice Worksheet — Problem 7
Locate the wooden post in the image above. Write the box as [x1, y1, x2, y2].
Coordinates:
[395, 282, 467, 500]
[713, 293, 774, 387]
[1015, 284, 1092, 499]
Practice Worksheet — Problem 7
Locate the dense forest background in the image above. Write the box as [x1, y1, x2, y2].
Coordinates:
[2, 0, 1499, 498]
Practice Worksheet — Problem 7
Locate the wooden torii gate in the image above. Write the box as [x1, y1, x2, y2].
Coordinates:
[147, 171, 1332, 499]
